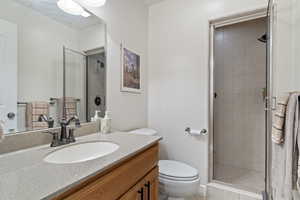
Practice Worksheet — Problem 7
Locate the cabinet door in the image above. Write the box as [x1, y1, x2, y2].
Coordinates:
[119, 167, 158, 200]
[144, 167, 158, 200]
[118, 177, 145, 200]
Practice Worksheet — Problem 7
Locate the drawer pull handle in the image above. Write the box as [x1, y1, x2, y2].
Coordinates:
[145, 181, 150, 200]
[138, 187, 144, 200]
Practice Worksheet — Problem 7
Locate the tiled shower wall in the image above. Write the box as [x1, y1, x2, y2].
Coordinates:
[213, 18, 267, 172]
[87, 52, 106, 120]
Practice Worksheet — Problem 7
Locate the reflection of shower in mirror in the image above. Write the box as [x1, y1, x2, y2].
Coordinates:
[87, 51, 106, 120]
[96, 60, 105, 73]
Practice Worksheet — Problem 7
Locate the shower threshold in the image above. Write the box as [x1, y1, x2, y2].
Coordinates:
[207, 182, 263, 200]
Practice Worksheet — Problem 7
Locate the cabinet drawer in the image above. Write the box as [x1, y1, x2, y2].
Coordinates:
[57, 144, 158, 200]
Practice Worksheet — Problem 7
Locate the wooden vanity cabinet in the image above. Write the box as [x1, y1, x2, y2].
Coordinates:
[53, 144, 159, 200]
[119, 167, 158, 200]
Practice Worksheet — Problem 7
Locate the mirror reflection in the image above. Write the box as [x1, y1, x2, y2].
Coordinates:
[0, 0, 106, 134]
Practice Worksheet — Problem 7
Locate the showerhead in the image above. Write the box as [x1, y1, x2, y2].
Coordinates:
[258, 33, 267, 43]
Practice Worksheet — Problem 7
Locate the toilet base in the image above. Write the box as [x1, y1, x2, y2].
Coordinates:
[159, 194, 184, 200]
[159, 193, 168, 200]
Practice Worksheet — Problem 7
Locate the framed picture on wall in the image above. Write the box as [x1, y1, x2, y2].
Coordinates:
[121, 45, 141, 93]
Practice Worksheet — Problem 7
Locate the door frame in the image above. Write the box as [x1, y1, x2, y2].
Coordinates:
[207, 6, 274, 195]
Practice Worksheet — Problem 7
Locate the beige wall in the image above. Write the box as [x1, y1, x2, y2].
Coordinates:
[148, 0, 268, 184]
[271, 0, 300, 198]
[83, 0, 149, 131]
[273, 0, 300, 96]
[79, 23, 106, 52]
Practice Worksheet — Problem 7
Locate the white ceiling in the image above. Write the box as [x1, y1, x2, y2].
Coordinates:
[144, 0, 165, 5]
[12, 0, 103, 30]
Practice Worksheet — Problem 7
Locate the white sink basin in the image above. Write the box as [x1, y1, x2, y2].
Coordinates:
[44, 141, 119, 164]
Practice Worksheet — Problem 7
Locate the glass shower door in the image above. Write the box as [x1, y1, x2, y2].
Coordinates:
[212, 17, 267, 193]
[63, 47, 87, 122]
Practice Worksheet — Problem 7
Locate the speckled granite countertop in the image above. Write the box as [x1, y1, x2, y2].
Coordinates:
[0, 132, 161, 200]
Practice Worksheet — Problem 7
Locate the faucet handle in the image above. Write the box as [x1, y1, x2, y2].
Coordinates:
[39, 115, 55, 128]
[45, 131, 60, 147]
[67, 129, 76, 143]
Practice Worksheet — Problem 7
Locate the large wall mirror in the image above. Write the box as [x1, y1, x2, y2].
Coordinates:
[0, 0, 106, 135]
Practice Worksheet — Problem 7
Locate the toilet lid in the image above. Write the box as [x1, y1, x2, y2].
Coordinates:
[158, 160, 199, 179]
[129, 128, 158, 136]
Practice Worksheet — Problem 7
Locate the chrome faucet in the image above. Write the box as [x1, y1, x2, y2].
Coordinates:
[45, 115, 81, 147]
[59, 115, 81, 145]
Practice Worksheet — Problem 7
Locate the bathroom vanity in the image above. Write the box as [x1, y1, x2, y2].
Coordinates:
[0, 133, 161, 200]
[53, 143, 159, 200]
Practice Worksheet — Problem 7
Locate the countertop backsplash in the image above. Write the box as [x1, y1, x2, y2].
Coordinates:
[0, 122, 100, 155]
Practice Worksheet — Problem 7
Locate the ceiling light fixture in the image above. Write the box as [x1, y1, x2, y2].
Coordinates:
[57, 0, 91, 18]
[81, 0, 106, 7]
[57, 0, 84, 15]
[81, 10, 91, 18]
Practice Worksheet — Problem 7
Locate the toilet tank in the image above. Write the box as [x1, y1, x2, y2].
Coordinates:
[129, 128, 158, 136]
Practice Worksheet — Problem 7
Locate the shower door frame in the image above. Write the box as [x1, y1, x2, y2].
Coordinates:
[63, 46, 87, 121]
[208, 6, 274, 196]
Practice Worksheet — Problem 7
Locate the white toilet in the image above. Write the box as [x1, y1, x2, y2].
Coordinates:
[129, 128, 200, 200]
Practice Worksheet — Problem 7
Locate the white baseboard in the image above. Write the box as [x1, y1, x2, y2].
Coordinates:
[199, 184, 208, 197]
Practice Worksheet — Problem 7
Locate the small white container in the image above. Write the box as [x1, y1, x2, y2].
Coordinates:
[91, 110, 102, 132]
[91, 110, 102, 122]
[101, 111, 111, 134]
[0, 120, 4, 141]
[0, 105, 5, 140]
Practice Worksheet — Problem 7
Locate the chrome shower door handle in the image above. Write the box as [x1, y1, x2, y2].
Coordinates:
[271, 96, 277, 111]
[264, 96, 277, 111]
[261, 88, 267, 102]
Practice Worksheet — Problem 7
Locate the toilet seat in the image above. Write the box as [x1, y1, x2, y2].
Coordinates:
[158, 160, 199, 182]
[159, 173, 199, 182]
[129, 128, 158, 136]
[158, 161, 200, 199]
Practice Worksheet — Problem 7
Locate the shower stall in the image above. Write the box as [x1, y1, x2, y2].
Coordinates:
[209, 6, 273, 198]
[63, 47, 106, 123]
[85, 48, 106, 120]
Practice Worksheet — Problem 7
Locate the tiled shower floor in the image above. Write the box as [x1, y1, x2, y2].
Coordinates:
[214, 164, 265, 193]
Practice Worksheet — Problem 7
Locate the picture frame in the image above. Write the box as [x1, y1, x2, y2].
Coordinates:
[121, 44, 141, 93]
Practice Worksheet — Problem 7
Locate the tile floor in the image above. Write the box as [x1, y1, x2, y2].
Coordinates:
[214, 164, 265, 193]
